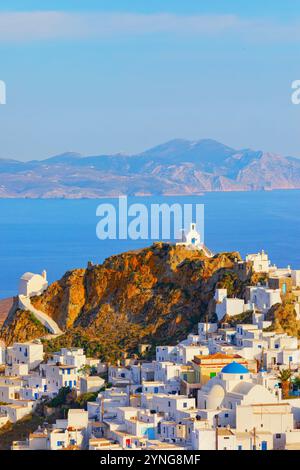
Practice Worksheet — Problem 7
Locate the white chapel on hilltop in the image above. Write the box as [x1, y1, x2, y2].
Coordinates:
[19, 270, 48, 298]
[176, 223, 213, 257]
[177, 223, 203, 249]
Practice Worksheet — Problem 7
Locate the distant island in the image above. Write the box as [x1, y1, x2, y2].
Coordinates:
[1, 139, 300, 198]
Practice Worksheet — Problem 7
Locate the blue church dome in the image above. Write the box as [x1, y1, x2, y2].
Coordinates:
[221, 361, 249, 374]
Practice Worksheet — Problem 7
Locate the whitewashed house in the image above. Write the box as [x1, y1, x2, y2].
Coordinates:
[42, 364, 78, 395]
[7, 342, 43, 370]
[247, 286, 282, 313]
[154, 361, 181, 383]
[88, 388, 129, 421]
[143, 394, 196, 421]
[292, 270, 300, 288]
[0, 401, 35, 423]
[246, 251, 271, 272]
[80, 376, 105, 394]
[49, 409, 89, 450]
[214, 289, 248, 321]
[236, 403, 294, 449]
[49, 348, 86, 370]
[198, 322, 218, 338]
[5, 363, 29, 377]
[156, 346, 178, 362]
[0, 342, 6, 365]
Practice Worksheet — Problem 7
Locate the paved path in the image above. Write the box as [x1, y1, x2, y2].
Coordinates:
[18, 295, 63, 336]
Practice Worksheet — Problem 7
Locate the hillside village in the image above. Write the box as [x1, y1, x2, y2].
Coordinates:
[1, 226, 300, 450]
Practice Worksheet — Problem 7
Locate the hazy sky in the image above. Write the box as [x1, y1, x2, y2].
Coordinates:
[0, 0, 300, 160]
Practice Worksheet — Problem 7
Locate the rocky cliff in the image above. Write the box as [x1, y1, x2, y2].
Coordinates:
[2, 243, 299, 362]
[0, 244, 246, 361]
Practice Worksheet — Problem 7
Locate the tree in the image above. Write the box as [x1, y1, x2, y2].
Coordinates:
[47, 387, 72, 408]
[78, 365, 92, 377]
[278, 369, 292, 399]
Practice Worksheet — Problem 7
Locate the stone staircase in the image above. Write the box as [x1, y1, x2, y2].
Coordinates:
[18, 295, 63, 336]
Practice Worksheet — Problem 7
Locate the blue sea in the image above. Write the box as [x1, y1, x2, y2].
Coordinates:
[0, 191, 299, 299]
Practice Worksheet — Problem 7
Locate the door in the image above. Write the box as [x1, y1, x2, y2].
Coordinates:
[125, 439, 131, 448]
[261, 441, 267, 450]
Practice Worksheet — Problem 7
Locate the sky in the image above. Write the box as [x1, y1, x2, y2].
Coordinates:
[0, 0, 300, 160]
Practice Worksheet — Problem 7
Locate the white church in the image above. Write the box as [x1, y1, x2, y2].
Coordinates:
[19, 270, 48, 298]
[176, 223, 213, 257]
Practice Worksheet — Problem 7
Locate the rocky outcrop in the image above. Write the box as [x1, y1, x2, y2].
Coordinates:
[3, 242, 300, 360]
[1, 244, 247, 361]
[0, 309, 48, 345]
[265, 302, 300, 337]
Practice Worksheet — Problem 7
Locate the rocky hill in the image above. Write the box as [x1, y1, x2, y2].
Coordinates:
[1, 244, 248, 362]
[1, 243, 299, 362]
[1, 139, 300, 197]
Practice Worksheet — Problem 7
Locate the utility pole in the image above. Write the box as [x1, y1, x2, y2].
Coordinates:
[253, 427, 256, 450]
[101, 398, 104, 421]
[215, 414, 219, 450]
[128, 379, 131, 406]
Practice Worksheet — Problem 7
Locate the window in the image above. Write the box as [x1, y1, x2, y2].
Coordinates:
[240, 375, 243, 380]
[57, 441, 63, 447]
[224, 413, 229, 418]
[210, 372, 216, 378]
[276, 434, 281, 439]
[183, 402, 187, 408]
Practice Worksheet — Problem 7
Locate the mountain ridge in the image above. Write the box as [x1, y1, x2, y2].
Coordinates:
[0, 139, 300, 198]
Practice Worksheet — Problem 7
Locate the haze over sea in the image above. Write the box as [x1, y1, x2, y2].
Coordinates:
[0, 191, 299, 299]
